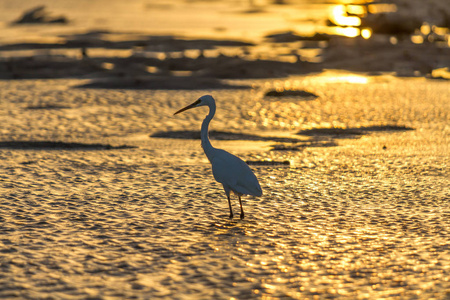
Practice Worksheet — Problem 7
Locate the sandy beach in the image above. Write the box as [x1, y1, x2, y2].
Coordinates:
[1, 0, 449, 299]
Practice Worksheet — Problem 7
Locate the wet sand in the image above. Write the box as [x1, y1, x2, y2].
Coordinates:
[0, 76, 449, 299]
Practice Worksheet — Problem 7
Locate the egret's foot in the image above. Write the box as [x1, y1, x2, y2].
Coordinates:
[240, 213, 245, 220]
[229, 213, 233, 219]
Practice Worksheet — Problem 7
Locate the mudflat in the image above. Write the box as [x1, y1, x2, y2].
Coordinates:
[0, 75, 448, 299]
[0, 0, 449, 299]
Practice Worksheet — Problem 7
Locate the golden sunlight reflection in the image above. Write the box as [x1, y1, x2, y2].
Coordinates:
[420, 23, 431, 35]
[329, 26, 360, 38]
[346, 5, 365, 16]
[326, 2, 403, 39]
[367, 3, 397, 14]
[361, 28, 372, 39]
[318, 72, 369, 84]
[411, 35, 424, 44]
[329, 5, 361, 27]
[431, 67, 450, 79]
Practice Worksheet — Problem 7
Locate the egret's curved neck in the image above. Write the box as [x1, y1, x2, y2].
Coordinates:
[201, 102, 216, 161]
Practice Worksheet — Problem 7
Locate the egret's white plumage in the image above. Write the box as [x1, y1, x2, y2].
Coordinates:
[174, 95, 262, 219]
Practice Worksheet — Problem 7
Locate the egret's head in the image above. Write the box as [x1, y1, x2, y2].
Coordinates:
[174, 95, 214, 115]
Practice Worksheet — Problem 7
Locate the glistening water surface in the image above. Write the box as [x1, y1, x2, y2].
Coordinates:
[0, 74, 449, 299]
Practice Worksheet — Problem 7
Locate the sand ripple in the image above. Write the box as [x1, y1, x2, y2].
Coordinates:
[0, 76, 448, 299]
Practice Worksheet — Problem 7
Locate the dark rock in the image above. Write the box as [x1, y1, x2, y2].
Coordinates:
[265, 89, 318, 99]
[12, 6, 68, 24]
[0, 141, 135, 150]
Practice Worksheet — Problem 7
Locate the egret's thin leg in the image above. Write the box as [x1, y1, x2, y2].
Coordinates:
[239, 195, 245, 220]
[227, 195, 233, 219]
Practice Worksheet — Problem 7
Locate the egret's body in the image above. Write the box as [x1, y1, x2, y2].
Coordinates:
[174, 95, 262, 219]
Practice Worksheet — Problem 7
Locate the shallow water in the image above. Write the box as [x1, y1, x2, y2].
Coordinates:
[0, 75, 449, 299]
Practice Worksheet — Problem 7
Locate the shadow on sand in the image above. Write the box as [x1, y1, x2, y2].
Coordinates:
[0, 141, 136, 150]
[151, 130, 301, 143]
[77, 76, 249, 90]
[151, 130, 338, 152]
[268, 125, 415, 151]
[152, 125, 414, 153]
[298, 125, 415, 138]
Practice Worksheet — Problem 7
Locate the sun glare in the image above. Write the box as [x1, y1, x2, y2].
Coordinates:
[346, 5, 365, 16]
[322, 73, 369, 84]
[329, 5, 361, 27]
[361, 28, 372, 39]
[343, 75, 369, 84]
[330, 26, 360, 38]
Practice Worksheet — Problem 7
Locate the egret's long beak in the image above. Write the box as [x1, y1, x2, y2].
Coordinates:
[173, 99, 201, 115]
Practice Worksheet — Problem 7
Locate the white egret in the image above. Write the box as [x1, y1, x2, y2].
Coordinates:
[174, 95, 262, 219]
